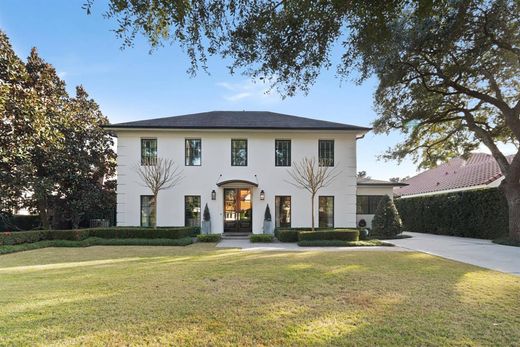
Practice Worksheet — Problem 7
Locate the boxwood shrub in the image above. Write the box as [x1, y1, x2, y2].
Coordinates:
[0, 230, 47, 246]
[0, 227, 199, 246]
[275, 229, 304, 242]
[298, 229, 359, 242]
[197, 234, 222, 242]
[250, 234, 274, 243]
[395, 188, 508, 239]
[88, 227, 197, 239]
[298, 239, 391, 247]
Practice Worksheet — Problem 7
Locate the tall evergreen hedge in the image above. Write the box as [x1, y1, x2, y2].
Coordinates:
[395, 188, 508, 239]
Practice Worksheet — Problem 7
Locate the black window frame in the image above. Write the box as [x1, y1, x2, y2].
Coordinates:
[356, 195, 385, 214]
[184, 195, 201, 227]
[231, 139, 248, 166]
[275, 139, 291, 167]
[275, 196, 291, 228]
[140, 195, 156, 227]
[185, 138, 202, 166]
[318, 139, 334, 167]
[141, 138, 157, 165]
[318, 196, 334, 228]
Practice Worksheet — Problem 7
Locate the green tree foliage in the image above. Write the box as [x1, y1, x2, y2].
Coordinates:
[86, 0, 520, 240]
[371, 196, 402, 239]
[0, 31, 116, 229]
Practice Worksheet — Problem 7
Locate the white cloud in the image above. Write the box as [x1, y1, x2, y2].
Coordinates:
[216, 79, 280, 103]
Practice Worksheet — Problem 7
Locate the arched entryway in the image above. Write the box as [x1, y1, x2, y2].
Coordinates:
[217, 179, 258, 234]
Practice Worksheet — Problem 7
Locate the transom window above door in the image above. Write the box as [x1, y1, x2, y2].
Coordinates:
[185, 139, 201, 166]
[275, 140, 291, 166]
[231, 139, 248, 166]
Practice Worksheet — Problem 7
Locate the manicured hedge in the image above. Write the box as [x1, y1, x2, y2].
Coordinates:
[395, 188, 508, 239]
[250, 234, 274, 243]
[88, 227, 197, 239]
[197, 234, 222, 242]
[0, 227, 199, 246]
[275, 229, 304, 242]
[0, 230, 47, 245]
[298, 229, 359, 242]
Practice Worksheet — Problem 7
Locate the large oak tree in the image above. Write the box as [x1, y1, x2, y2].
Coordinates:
[88, 0, 520, 240]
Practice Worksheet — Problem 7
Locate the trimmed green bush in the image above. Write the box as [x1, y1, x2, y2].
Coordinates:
[250, 234, 274, 243]
[0, 230, 47, 246]
[88, 227, 197, 239]
[298, 229, 359, 242]
[0, 227, 199, 246]
[197, 234, 222, 242]
[395, 188, 508, 239]
[372, 196, 403, 239]
[48, 229, 90, 241]
[275, 229, 303, 242]
[297, 239, 392, 247]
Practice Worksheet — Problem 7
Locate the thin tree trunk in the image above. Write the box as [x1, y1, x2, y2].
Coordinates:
[311, 193, 315, 231]
[153, 193, 158, 229]
[38, 198, 50, 230]
[501, 180, 520, 241]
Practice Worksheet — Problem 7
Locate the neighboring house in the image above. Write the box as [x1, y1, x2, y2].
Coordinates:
[106, 111, 373, 234]
[394, 153, 512, 198]
[356, 178, 407, 228]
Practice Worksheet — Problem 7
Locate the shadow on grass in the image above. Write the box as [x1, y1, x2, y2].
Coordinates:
[0, 246, 519, 345]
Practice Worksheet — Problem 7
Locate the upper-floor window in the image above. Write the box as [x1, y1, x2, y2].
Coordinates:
[275, 140, 291, 166]
[141, 138, 157, 165]
[185, 139, 201, 166]
[231, 139, 248, 166]
[319, 140, 334, 167]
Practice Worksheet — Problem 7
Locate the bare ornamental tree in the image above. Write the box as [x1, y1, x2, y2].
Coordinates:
[286, 157, 340, 231]
[135, 157, 183, 228]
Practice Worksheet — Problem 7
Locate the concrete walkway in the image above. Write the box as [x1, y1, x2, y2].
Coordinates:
[216, 238, 410, 252]
[391, 232, 520, 275]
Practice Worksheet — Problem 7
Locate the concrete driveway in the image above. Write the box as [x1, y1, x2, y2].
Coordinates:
[391, 232, 520, 275]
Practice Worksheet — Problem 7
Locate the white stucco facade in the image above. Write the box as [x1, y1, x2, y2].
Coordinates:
[115, 129, 360, 233]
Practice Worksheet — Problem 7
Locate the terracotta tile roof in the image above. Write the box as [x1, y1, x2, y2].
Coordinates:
[394, 153, 512, 197]
[357, 178, 408, 187]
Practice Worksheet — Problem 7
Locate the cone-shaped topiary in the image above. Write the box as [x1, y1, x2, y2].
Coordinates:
[371, 195, 402, 239]
[264, 204, 272, 221]
[203, 203, 210, 221]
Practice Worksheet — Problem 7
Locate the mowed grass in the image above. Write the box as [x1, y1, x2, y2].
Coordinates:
[0, 244, 519, 346]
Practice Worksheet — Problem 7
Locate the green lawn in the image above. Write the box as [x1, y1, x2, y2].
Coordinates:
[0, 244, 519, 346]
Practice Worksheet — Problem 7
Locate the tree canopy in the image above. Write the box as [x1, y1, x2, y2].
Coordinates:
[0, 31, 116, 229]
[87, 0, 520, 240]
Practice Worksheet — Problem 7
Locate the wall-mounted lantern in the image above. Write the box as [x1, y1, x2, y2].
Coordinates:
[260, 190, 265, 200]
[211, 190, 216, 200]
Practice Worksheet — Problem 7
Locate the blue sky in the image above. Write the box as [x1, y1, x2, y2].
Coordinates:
[0, 0, 425, 180]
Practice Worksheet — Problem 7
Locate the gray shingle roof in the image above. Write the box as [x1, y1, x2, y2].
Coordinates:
[357, 177, 408, 187]
[105, 111, 370, 131]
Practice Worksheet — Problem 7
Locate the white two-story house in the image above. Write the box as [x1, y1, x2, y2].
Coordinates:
[106, 111, 386, 234]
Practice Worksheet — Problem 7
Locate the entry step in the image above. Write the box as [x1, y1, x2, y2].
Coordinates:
[221, 233, 252, 239]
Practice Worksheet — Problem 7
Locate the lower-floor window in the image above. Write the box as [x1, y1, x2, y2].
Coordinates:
[357, 195, 385, 214]
[141, 195, 156, 227]
[319, 196, 334, 228]
[185, 195, 201, 227]
[275, 196, 291, 228]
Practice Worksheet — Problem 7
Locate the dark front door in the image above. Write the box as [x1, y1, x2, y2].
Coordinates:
[224, 188, 252, 233]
